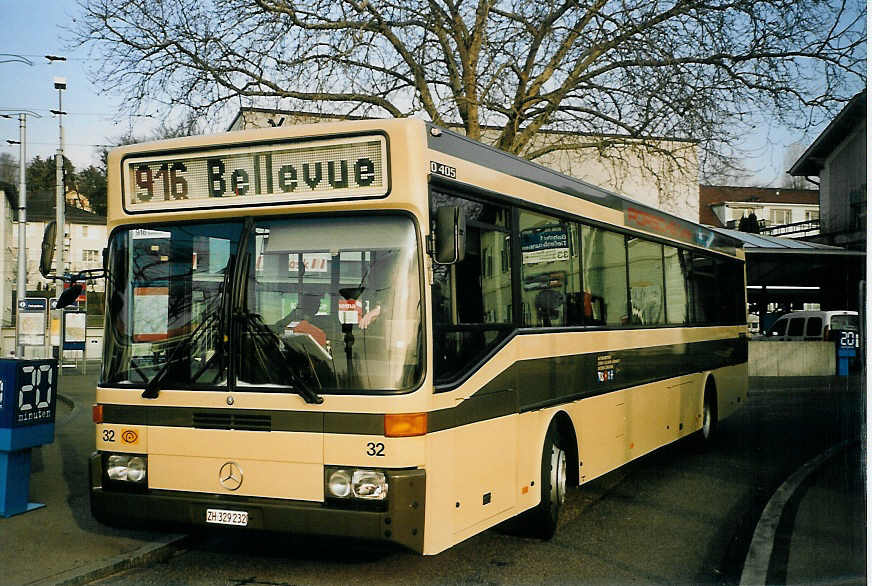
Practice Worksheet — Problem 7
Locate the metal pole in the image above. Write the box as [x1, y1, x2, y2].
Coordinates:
[15, 113, 26, 357]
[55, 84, 65, 365]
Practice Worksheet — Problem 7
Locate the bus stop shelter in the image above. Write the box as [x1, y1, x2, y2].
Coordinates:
[710, 228, 866, 331]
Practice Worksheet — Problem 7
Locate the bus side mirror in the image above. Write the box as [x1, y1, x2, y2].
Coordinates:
[434, 206, 466, 264]
[40, 221, 57, 278]
[55, 283, 83, 310]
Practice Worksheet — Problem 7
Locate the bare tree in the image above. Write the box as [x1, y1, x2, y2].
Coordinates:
[73, 0, 864, 178]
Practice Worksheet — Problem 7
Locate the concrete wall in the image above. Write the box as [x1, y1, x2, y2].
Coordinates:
[749, 340, 836, 376]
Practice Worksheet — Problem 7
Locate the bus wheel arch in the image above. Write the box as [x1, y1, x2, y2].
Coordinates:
[522, 411, 578, 539]
[550, 411, 579, 488]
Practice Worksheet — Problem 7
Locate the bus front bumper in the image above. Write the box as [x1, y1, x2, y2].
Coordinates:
[89, 453, 426, 553]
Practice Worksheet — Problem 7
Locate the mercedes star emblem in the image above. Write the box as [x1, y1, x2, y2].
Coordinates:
[219, 461, 243, 491]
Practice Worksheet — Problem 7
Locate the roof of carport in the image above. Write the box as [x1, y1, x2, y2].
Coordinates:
[709, 227, 851, 251]
[708, 227, 865, 288]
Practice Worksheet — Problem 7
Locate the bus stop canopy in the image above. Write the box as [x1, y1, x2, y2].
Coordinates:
[709, 227, 865, 311]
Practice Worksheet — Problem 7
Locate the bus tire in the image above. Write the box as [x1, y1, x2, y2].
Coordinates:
[526, 424, 567, 539]
[696, 382, 718, 448]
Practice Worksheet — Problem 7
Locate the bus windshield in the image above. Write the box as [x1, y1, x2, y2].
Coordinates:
[102, 215, 423, 394]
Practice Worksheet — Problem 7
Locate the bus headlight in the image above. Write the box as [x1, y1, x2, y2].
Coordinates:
[105, 453, 148, 484]
[325, 467, 388, 501]
[327, 469, 352, 498]
[352, 470, 388, 500]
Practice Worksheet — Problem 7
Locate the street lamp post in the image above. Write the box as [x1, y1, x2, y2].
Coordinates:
[17, 114, 25, 357]
[0, 53, 38, 358]
[53, 77, 67, 364]
[1, 109, 40, 357]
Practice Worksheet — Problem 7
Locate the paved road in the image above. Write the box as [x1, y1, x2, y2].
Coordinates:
[95, 377, 864, 585]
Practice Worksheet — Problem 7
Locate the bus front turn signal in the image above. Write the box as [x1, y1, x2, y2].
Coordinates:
[384, 413, 427, 437]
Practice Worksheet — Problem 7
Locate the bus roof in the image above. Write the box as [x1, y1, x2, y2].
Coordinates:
[426, 123, 741, 255]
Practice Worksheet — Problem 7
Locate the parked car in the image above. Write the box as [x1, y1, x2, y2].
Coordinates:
[763, 310, 859, 341]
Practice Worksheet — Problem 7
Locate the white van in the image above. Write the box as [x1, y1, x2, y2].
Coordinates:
[765, 310, 859, 341]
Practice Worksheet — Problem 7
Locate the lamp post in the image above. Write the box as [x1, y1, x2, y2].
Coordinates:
[1, 109, 41, 357]
[53, 77, 67, 363]
[0, 54, 37, 358]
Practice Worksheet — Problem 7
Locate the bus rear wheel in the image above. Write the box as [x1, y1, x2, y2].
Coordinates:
[524, 425, 566, 539]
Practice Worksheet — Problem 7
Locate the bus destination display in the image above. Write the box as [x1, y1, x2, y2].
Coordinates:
[123, 135, 388, 211]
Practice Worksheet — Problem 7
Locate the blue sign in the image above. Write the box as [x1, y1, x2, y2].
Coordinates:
[833, 329, 860, 376]
[0, 358, 59, 517]
[0, 361, 58, 430]
[520, 225, 569, 264]
[18, 298, 47, 312]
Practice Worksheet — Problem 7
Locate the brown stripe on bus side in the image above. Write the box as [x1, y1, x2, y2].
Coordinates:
[514, 336, 742, 411]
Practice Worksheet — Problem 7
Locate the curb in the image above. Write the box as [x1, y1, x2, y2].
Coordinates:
[738, 439, 856, 585]
[56, 393, 75, 410]
[31, 534, 190, 586]
[56, 393, 78, 427]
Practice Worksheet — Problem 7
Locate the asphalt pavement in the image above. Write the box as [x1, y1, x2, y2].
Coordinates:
[0, 369, 865, 585]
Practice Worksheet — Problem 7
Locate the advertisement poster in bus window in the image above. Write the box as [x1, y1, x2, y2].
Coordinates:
[520, 225, 569, 264]
[133, 287, 169, 342]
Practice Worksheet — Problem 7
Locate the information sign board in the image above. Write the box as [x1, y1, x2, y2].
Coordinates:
[63, 312, 87, 351]
[18, 299, 47, 347]
[520, 225, 569, 264]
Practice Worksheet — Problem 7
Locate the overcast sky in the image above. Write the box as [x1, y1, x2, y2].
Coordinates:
[0, 0, 847, 186]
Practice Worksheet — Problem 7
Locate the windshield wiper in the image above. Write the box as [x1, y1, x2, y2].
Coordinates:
[141, 310, 219, 399]
[235, 309, 324, 405]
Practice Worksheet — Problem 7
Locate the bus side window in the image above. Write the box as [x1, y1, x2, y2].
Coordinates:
[581, 225, 627, 327]
[627, 239, 665, 326]
[664, 246, 691, 325]
[519, 209, 577, 328]
[690, 253, 718, 324]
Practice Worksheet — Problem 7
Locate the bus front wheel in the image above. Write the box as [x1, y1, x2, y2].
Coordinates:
[697, 383, 718, 447]
[525, 425, 567, 539]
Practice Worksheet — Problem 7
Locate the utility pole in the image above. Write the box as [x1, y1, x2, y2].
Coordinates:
[1, 109, 40, 357]
[0, 53, 37, 358]
[53, 77, 67, 364]
[16, 114, 26, 357]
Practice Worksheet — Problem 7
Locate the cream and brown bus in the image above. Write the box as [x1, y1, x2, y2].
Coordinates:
[86, 118, 748, 554]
